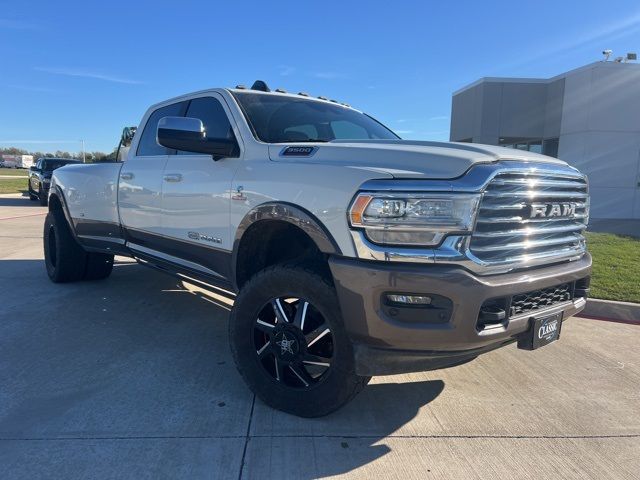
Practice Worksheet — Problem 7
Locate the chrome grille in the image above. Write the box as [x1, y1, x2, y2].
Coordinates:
[470, 169, 589, 268]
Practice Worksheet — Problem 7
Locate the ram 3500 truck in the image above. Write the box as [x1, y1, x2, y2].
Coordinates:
[45, 81, 591, 417]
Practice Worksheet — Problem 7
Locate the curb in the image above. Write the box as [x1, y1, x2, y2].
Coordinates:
[578, 298, 640, 324]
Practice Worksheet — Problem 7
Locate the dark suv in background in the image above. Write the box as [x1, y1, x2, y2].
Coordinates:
[28, 158, 80, 205]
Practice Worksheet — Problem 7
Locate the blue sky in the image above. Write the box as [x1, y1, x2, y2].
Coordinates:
[1, 0, 640, 154]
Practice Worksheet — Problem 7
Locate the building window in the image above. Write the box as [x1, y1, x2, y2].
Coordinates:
[529, 141, 542, 154]
[543, 138, 559, 158]
[499, 138, 549, 155]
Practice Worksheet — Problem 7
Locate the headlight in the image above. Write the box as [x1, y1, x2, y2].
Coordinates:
[349, 193, 480, 246]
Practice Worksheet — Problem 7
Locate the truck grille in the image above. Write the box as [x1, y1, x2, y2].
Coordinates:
[470, 169, 589, 268]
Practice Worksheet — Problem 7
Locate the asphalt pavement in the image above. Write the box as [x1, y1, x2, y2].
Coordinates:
[1, 193, 638, 479]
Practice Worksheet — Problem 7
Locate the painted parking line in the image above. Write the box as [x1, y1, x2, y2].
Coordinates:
[576, 313, 640, 326]
[0, 212, 46, 221]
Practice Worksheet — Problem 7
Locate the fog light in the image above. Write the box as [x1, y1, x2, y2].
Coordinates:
[386, 294, 432, 305]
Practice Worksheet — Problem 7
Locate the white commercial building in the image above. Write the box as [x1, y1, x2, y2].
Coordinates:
[450, 60, 640, 231]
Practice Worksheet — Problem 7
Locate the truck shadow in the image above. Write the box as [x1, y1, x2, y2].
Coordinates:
[0, 259, 445, 478]
[0, 193, 41, 207]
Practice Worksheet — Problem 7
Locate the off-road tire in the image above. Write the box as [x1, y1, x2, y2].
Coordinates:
[229, 263, 370, 417]
[43, 211, 87, 282]
[84, 252, 114, 280]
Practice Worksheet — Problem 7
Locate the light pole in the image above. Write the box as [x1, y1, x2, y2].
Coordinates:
[80, 139, 86, 162]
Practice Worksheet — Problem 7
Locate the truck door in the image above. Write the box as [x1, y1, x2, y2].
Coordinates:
[118, 100, 187, 245]
[159, 94, 241, 280]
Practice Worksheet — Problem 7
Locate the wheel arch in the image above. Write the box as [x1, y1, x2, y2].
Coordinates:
[232, 202, 341, 291]
[48, 187, 80, 240]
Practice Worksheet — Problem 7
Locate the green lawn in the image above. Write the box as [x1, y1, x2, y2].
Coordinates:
[0, 178, 28, 194]
[585, 232, 640, 303]
[0, 167, 29, 177]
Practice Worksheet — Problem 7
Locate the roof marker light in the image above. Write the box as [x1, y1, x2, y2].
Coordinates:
[251, 80, 270, 92]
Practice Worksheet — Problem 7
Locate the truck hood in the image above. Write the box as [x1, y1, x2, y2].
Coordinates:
[268, 140, 566, 179]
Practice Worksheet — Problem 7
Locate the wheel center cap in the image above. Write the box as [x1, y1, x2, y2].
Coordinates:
[274, 331, 299, 361]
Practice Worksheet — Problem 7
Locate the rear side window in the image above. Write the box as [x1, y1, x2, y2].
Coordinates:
[136, 102, 187, 156]
[178, 96, 236, 155]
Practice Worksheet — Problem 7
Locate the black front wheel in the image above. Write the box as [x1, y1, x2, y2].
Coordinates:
[38, 186, 47, 206]
[28, 182, 37, 201]
[229, 263, 370, 417]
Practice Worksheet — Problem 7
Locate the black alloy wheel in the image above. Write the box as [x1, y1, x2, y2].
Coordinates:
[253, 296, 333, 388]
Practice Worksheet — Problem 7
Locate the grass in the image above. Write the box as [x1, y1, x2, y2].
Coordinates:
[585, 232, 640, 303]
[0, 178, 28, 194]
[0, 167, 29, 177]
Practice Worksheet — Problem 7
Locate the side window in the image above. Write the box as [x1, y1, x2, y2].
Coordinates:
[179, 96, 236, 155]
[136, 102, 186, 156]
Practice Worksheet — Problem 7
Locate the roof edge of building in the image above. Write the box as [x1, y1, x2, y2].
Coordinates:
[452, 60, 640, 96]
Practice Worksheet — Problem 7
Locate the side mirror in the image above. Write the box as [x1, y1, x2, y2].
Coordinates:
[157, 116, 238, 158]
[120, 126, 137, 147]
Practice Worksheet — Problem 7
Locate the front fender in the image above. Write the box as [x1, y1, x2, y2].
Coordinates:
[231, 202, 342, 289]
[233, 201, 341, 253]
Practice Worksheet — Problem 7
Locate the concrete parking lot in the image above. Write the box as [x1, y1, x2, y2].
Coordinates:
[1, 192, 639, 479]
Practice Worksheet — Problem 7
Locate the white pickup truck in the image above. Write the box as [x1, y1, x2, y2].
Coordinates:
[45, 81, 592, 417]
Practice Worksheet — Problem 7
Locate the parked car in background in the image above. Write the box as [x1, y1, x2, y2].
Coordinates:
[29, 158, 81, 205]
[1, 154, 34, 169]
[1, 155, 19, 168]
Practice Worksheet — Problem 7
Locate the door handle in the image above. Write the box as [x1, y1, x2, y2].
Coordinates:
[120, 172, 134, 180]
[163, 173, 183, 183]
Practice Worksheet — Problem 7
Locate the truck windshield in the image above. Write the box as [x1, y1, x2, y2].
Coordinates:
[232, 92, 399, 143]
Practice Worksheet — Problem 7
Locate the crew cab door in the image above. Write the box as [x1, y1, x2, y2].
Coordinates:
[159, 94, 241, 280]
[118, 100, 187, 242]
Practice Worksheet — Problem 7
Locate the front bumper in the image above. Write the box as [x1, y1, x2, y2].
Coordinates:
[329, 253, 591, 375]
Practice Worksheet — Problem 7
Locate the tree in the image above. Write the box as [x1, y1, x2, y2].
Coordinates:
[1, 146, 114, 163]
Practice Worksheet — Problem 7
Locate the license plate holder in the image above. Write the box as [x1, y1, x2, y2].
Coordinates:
[517, 312, 563, 350]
